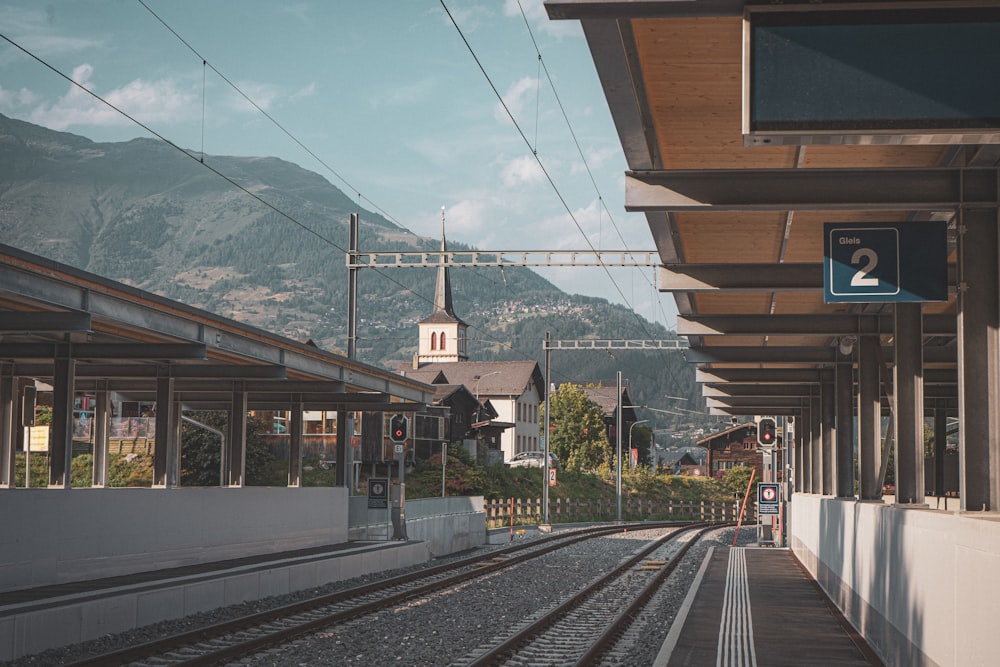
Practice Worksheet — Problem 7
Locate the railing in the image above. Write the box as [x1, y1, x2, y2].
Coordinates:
[484, 497, 745, 528]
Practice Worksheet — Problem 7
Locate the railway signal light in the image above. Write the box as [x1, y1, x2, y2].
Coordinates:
[757, 416, 777, 448]
[389, 413, 408, 442]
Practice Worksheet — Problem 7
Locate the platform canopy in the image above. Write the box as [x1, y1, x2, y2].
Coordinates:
[546, 0, 1000, 416]
[0, 244, 432, 412]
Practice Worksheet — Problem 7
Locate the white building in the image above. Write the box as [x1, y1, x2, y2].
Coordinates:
[403, 218, 543, 463]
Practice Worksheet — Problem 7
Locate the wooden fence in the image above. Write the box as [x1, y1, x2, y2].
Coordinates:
[484, 497, 747, 528]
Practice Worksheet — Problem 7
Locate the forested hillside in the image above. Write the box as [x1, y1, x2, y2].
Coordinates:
[0, 114, 708, 433]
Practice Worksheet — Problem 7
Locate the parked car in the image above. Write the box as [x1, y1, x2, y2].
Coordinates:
[507, 451, 559, 469]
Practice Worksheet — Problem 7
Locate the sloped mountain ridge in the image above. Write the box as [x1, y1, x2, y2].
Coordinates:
[0, 114, 702, 429]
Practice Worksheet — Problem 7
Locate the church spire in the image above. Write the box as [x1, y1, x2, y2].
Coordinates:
[416, 206, 468, 365]
[431, 206, 459, 320]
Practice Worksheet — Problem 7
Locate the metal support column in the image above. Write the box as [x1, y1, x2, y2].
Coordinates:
[49, 355, 75, 488]
[836, 361, 855, 498]
[801, 400, 812, 493]
[153, 376, 175, 487]
[821, 380, 835, 495]
[616, 370, 623, 521]
[957, 205, 1000, 512]
[542, 332, 551, 525]
[92, 384, 109, 488]
[167, 400, 182, 487]
[858, 335, 883, 501]
[347, 213, 359, 361]
[810, 393, 822, 494]
[894, 302, 925, 505]
[335, 410, 350, 489]
[288, 397, 303, 487]
[795, 409, 804, 494]
[225, 388, 247, 487]
[0, 366, 15, 487]
[933, 404, 948, 498]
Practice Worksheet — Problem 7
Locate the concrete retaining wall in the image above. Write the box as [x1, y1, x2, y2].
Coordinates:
[790, 494, 1000, 667]
[348, 495, 486, 556]
[0, 487, 349, 593]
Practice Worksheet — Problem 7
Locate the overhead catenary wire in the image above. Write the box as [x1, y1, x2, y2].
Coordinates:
[512, 0, 676, 334]
[0, 31, 573, 381]
[137, 3, 677, 389]
[2, 15, 676, 393]
[440, 0, 670, 350]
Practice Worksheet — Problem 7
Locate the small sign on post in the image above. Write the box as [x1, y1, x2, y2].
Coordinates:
[757, 482, 780, 515]
[368, 477, 389, 509]
[548, 467, 557, 487]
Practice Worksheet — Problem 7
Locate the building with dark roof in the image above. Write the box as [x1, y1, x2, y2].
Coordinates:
[400, 218, 543, 464]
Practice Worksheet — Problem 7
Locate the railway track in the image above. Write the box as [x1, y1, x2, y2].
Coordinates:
[65, 522, 696, 667]
[455, 523, 718, 666]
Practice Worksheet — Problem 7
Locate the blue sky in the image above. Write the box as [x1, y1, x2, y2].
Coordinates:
[0, 1, 676, 330]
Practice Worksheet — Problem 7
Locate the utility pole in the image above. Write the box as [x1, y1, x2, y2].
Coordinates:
[616, 370, 623, 522]
[347, 213, 359, 360]
[543, 331, 552, 527]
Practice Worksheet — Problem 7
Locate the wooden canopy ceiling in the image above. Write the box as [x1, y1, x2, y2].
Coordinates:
[546, 0, 1000, 415]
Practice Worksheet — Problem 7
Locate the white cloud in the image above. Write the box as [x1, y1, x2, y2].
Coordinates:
[502, 0, 581, 39]
[495, 76, 538, 124]
[444, 198, 494, 239]
[498, 154, 544, 187]
[291, 82, 317, 100]
[0, 6, 105, 66]
[226, 81, 279, 114]
[0, 84, 40, 112]
[437, 4, 491, 32]
[26, 64, 198, 131]
[370, 77, 436, 109]
[570, 145, 620, 175]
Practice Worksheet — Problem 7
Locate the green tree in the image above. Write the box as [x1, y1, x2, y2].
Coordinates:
[181, 411, 281, 486]
[542, 383, 610, 472]
[721, 465, 755, 500]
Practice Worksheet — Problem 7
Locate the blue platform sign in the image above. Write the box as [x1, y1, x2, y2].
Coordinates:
[824, 222, 947, 303]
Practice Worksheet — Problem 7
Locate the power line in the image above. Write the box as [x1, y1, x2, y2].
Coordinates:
[0, 30, 551, 376]
[513, 0, 675, 333]
[439, 0, 656, 340]
[136, 0, 406, 230]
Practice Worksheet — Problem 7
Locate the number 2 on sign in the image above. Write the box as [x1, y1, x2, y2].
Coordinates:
[850, 248, 879, 287]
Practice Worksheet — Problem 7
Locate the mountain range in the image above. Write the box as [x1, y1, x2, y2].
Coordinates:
[0, 114, 707, 433]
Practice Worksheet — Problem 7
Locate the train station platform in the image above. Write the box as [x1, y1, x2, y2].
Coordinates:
[656, 546, 882, 667]
[0, 538, 428, 662]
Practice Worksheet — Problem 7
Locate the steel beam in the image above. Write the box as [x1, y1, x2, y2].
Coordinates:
[545, 0, 748, 20]
[0, 343, 206, 360]
[696, 368, 834, 384]
[10, 363, 288, 379]
[661, 263, 822, 292]
[626, 168, 998, 212]
[686, 346, 842, 364]
[544, 339, 687, 350]
[706, 396, 811, 410]
[703, 384, 817, 398]
[678, 313, 955, 337]
[0, 311, 92, 333]
[661, 262, 958, 293]
[686, 345, 956, 365]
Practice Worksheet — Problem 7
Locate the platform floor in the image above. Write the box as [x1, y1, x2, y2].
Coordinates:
[0, 539, 429, 662]
[658, 546, 882, 667]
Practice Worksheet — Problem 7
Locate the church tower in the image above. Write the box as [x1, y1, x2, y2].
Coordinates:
[415, 208, 468, 365]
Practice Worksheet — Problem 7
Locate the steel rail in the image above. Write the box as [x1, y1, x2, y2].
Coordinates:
[65, 522, 689, 667]
[573, 524, 718, 666]
[463, 522, 722, 666]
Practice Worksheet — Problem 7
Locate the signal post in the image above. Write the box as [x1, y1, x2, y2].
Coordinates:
[756, 415, 782, 546]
